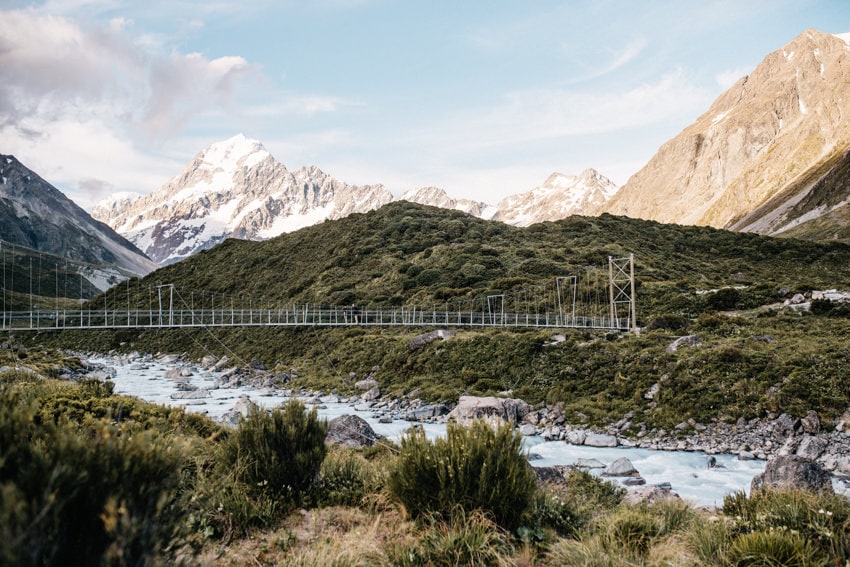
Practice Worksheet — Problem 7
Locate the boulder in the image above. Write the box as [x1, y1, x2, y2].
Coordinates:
[233, 396, 259, 418]
[795, 435, 827, 461]
[623, 484, 681, 505]
[800, 411, 821, 434]
[584, 433, 618, 447]
[566, 429, 587, 446]
[574, 458, 606, 469]
[448, 395, 530, 427]
[773, 413, 800, 438]
[404, 403, 450, 421]
[750, 455, 833, 494]
[354, 378, 378, 391]
[170, 389, 210, 400]
[602, 457, 640, 477]
[326, 414, 382, 448]
[362, 386, 381, 401]
[534, 465, 573, 485]
[836, 410, 850, 432]
[519, 423, 537, 436]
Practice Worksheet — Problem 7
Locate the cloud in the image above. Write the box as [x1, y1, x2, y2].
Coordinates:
[715, 66, 751, 89]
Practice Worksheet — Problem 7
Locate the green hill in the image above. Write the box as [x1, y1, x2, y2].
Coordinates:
[20, 202, 850, 428]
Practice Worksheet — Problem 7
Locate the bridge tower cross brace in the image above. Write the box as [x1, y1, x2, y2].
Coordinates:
[608, 254, 638, 333]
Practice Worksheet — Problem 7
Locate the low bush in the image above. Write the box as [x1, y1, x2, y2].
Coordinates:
[0, 389, 192, 566]
[218, 400, 328, 506]
[389, 420, 537, 530]
[311, 445, 385, 507]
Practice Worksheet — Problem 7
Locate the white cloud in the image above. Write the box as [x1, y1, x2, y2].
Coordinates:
[715, 66, 751, 89]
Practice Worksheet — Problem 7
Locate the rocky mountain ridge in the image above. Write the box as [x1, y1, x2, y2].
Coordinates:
[95, 135, 620, 265]
[604, 29, 850, 238]
[95, 135, 395, 265]
[0, 154, 156, 280]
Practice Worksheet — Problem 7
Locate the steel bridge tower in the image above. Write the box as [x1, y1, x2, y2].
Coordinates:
[608, 254, 638, 333]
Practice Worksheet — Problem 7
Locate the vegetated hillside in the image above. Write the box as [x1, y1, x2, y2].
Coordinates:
[140, 200, 850, 310]
[28, 202, 850, 429]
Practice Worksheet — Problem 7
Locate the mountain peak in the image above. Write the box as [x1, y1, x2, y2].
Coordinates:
[197, 134, 270, 171]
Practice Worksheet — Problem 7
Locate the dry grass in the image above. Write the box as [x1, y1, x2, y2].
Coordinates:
[196, 504, 417, 566]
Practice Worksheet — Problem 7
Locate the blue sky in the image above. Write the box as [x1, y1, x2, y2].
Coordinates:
[2, 0, 849, 209]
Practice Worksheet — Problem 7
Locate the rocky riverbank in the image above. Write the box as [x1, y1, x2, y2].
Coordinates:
[72, 350, 850, 478]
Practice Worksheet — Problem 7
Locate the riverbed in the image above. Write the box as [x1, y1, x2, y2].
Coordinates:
[91, 354, 765, 507]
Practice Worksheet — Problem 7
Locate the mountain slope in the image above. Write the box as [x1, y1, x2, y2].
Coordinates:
[0, 154, 156, 278]
[94, 135, 394, 265]
[604, 29, 850, 235]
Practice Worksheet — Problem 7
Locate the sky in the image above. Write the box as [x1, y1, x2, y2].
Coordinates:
[2, 1, 850, 210]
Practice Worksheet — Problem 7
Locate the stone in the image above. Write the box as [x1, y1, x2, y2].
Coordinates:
[354, 378, 378, 391]
[519, 423, 537, 436]
[774, 413, 800, 437]
[326, 414, 382, 448]
[362, 386, 381, 401]
[836, 410, 850, 432]
[623, 484, 681, 505]
[573, 458, 606, 469]
[213, 356, 231, 370]
[603, 457, 639, 477]
[170, 389, 210, 399]
[800, 411, 820, 434]
[534, 465, 573, 485]
[795, 435, 827, 460]
[666, 334, 700, 353]
[404, 403, 449, 421]
[738, 450, 755, 461]
[622, 477, 646, 486]
[644, 383, 660, 400]
[233, 396, 259, 418]
[408, 329, 455, 350]
[448, 395, 531, 427]
[584, 433, 618, 447]
[566, 429, 587, 446]
[751, 455, 833, 494]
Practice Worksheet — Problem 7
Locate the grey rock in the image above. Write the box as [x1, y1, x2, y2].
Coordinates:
[623, 484, 681, 505]
[354, 378, 378, 391]
[584, 433, 618, 447]
[362, 386, 381, 401]
[534, 465, 573, 485]
[751, 455, 833, 494]
[448, 395, 530, 426]
[795, 435, 827, 460]
[567, 429, 587, 445]
[573, 458, 606, 469]
[801, 411, 821, 434]
[170, 389, 210, 399]
[326, 414, 382, 448]
[622, 477, 646, 486]
[404, 403, 449, 421]
[603, 457, 639, 477]
[519, 423, 537, 436]
[738, 450, 755, 461]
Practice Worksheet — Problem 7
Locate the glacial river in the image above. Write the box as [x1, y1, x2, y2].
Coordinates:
[92, 355, 766, 507]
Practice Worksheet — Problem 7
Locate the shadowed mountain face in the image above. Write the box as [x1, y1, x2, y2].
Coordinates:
[0, 154, 157, 277]
[604, 29, 850, 240]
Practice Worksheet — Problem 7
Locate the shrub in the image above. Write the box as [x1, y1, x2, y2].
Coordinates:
[388, 509, 515, 567]
[0, 390, 191, 566]
[218, 400, 328, 505]
[600, 507, 659, 556]
[312, 446, 384, 507]
[727, 530, 821, 567]
[388, 421, 537, 530]
[722, 488, 850, 564]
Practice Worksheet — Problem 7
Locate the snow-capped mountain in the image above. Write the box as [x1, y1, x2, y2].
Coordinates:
[492, 169, 618, 226]
[94, 135, 393, 265]
[398, 186, 497, 218]
[0, 154, 156, 279]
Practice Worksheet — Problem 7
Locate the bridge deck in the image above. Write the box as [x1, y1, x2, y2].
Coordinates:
[1, 306, 629, 332]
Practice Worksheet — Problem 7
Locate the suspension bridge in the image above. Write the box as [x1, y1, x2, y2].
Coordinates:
[0, 248, 637, 333]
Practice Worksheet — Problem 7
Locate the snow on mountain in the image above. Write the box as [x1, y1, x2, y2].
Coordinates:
[398, 186, 497, 218]
[95, 134, 393, 265]
[493, 169, 619, 226]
